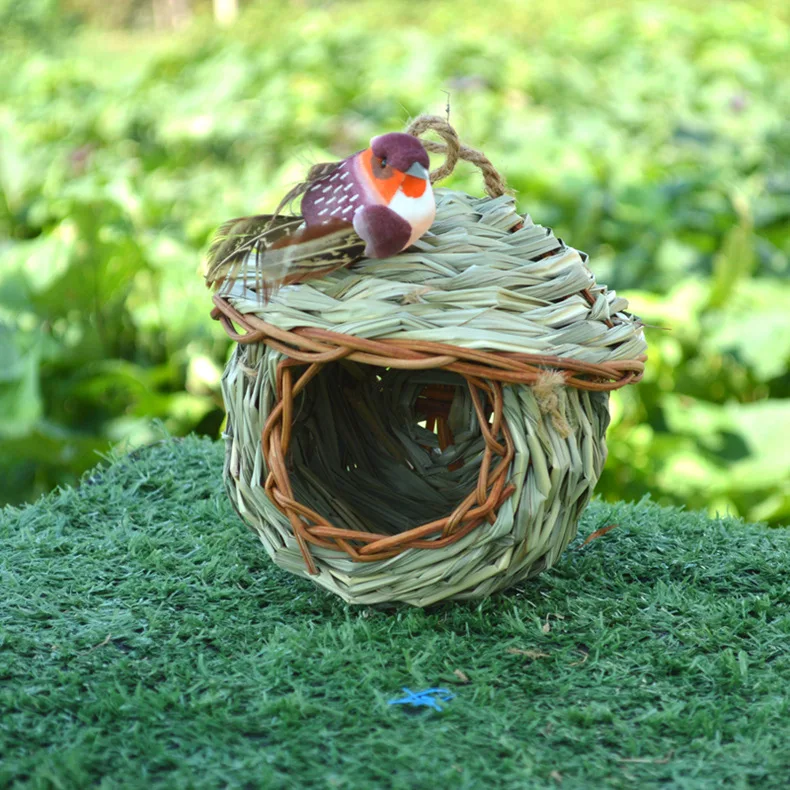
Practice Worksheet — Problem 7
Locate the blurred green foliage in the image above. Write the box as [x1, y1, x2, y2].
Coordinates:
[1, 0, 789, 523]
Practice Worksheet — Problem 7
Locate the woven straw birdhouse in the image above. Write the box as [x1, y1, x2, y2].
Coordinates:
[210, 117, 646, 606]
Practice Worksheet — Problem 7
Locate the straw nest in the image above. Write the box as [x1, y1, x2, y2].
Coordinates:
[211, 117, 647, 606]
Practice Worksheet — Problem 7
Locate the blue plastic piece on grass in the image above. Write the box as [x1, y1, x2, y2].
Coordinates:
[388, 687, 455, 712]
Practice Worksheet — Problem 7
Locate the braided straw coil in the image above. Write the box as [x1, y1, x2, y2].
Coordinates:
[212, 117, 647, 606]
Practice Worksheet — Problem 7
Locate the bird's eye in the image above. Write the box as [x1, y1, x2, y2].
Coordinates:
[380, 157, 388, 168]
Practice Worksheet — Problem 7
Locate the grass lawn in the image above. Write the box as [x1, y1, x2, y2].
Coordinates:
[1, 436, 789, 789]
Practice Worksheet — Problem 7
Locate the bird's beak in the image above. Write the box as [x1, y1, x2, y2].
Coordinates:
[404, 162, 430, 180]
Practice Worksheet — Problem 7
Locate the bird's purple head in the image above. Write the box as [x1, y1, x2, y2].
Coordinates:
[370, 133, 430, 177]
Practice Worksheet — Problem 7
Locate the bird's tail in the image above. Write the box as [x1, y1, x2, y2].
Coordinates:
[205, 214, 365, 305]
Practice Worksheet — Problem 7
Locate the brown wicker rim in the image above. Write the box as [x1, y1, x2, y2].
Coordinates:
[211, 295, 645, 574]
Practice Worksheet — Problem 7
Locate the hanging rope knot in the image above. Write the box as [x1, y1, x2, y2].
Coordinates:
[405, 114, 510, 198]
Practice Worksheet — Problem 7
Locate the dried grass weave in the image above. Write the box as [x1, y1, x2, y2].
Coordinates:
[212, 120, 647, 606]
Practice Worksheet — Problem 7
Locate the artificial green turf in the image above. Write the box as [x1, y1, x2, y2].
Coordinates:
[1, 436, 789, 789]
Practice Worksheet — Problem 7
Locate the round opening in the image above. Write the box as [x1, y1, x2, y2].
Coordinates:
[285, 361, 496, 536]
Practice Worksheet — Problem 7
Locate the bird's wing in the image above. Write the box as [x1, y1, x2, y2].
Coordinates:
[205, 214, 366, 305]
[352, 204, 413, 259]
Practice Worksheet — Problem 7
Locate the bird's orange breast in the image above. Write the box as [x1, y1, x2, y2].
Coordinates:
[401, 175, 427, 198]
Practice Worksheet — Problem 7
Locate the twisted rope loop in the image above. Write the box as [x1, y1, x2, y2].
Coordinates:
[406, 114, 510, 198]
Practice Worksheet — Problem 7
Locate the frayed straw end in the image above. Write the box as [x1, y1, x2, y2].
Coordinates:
[533, 370, 573, 438]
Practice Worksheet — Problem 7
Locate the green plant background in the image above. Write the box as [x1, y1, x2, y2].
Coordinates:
[2, 0, 789, 523]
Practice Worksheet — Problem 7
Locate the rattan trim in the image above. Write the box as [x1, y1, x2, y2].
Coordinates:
[256, 354, 514, 572]
[211, 296, 646, 392]
[212, 294, 644, 572]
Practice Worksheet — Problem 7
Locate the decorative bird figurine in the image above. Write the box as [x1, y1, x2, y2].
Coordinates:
[205, 132, 435, 303]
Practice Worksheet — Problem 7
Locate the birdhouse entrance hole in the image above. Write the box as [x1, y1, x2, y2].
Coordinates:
[260, 359, 515, 563]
